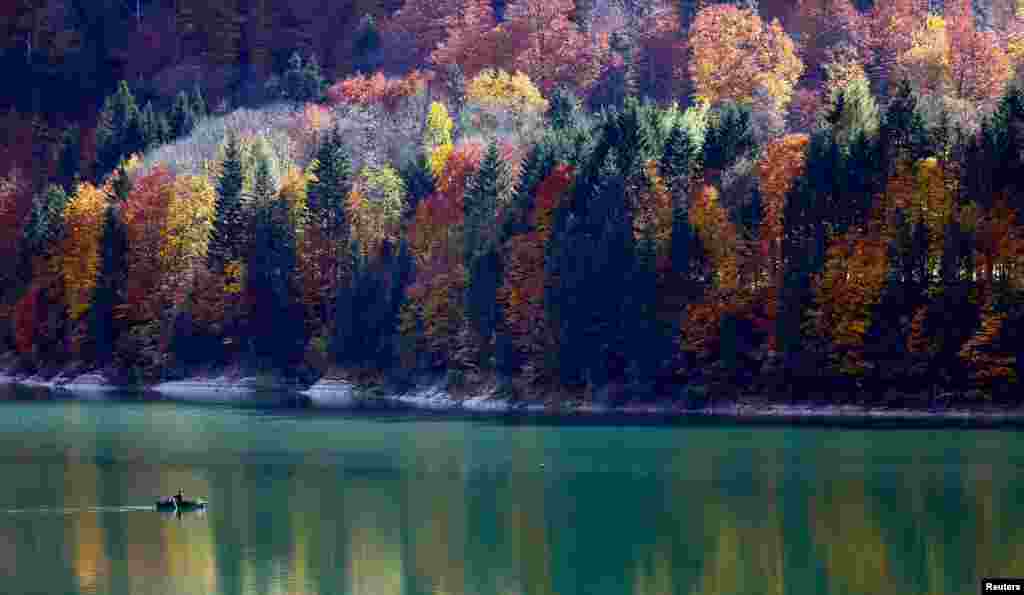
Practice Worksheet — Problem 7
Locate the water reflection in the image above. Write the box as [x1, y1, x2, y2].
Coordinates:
[0, 387, 1022, 595]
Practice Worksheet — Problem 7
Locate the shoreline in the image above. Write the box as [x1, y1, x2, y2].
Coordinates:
[2, 370, 1021, 427]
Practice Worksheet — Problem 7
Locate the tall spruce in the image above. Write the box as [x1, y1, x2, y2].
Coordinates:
[191, 82, 207, 121]
[307, 128, 353, 233]
[18, 185, 70, 284]
[56, 126, 81, 194]
[170, 90, 196, 139]
[90, 204, 129, 366]
[247, 151, 302, 371]
[209, 133, 247, 269]
[95, 81, 143, 180]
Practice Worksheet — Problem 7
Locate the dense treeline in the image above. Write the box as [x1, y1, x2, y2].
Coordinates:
[3, 0, 1024, 404]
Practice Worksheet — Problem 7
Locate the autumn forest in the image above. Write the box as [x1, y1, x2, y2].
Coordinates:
[3, 0, 1024, 405]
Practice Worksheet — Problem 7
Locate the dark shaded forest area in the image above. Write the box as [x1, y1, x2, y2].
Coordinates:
[3, 0, 1024, 406]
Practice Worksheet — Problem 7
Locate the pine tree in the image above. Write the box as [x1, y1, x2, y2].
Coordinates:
[191, 82, 207, 121]
[247, 147, 303, 371]
[880, 79, 929, 170]
[308, 128, 353, 233]
[703, 101, 754, 172]
[353, 14, 382, 74]
[56, 126, 81, 194]
[208, 133, 247, 269]
[398, 154, 435, 215]
[95, 81, 143, 180]
[140, 101, 158, 150]
[464, 142, 511, 265]
[90, 204, 128, 366]
[18, 185, 70, 283]
[170, 90, 196, 139]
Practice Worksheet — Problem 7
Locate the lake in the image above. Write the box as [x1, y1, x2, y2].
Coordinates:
[0, 384, 1021, 595]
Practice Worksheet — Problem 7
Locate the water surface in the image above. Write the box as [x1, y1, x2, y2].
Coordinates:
[0, 384, 1021, 595]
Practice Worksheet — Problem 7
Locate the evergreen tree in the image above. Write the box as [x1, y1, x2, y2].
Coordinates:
[626, 226, 660, 397]
[56, 126, 81, 194]
[703, 101, 755, 172]
[140, 101, 158, 150]
[307, 128, 353, 233]
[18, 185, 70, 283]
[827, 75, 879, 150]
[353, 14, 383, 74]
[95, 80, 143, 180]
[880, 79, 929, 170]
[209, 133, 247, 269]
[154, 112, 171, 147]
[398, 153, 435, 215]
[547, 86, 583, 131]
[89, 204, 128, 366]
[191, 82, 207, 121]
[464, 142, 511, 265]
[170, 90, 196, 139]
[247, 164, 303, 371]
[277, 51, 327, 104]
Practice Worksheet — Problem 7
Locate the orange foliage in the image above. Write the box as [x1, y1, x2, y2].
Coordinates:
[121, 167, 175, 324]
[634, 160, 674, 272]
[498, 164, 573, 369]
[758, 134, 810, 286]
[327, 70, 431, 111]
[812, 231, 890, 375]
[56, 181, 109, 321]
[947, 0, 1013, 102]
[430, 0, 500, 79]
[689, 182, 739, 294]
[688, 4, 804, 112]
[959, 302, 1017, 388]
[409, 142, 484, 268]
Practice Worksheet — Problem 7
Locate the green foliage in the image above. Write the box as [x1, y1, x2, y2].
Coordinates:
[826, 74, 879, 150]
[57, 126, 82, 194]
[95, 81, 144, 181]
[353, 14, 382, 74]
[307, 128, 353, 232]
[271, 52, 327, 104]
[398, 154, 435, 215]
[170, 90, 197, 139]
[191, 83, 208, 121]
[209, 132, 248, 269]
[89, 205, 129, 366]
[464, 142, 512, 265]
[702, 100, 755, 171]
[247, 188, 304, 371]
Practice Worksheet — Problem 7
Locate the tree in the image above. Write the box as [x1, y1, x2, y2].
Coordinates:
[95, 81, 144, 180]
[57, 126, 82, 194]
[275, 51, 327, 104]
[353, 14, 383, 74]
[89, 203, 129, 366]
[702, 101, 755, 172]
[169, 90, 196, 139]
[19, 184, 71, 284]
[208, 132, 247, 270]
[424, 101, 455, 181]
[247, 187, 304, 372]
[687, 4, 804, 112]
[826, 72, 880, 149]
[191, 82, 208, 121]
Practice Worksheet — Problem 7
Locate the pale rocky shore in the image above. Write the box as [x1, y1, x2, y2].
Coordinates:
[3, 364, 1024, 426]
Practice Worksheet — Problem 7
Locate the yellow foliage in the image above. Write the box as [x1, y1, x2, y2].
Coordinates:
[465, 69, 549, 114]
[279, 165, 312, 234]
[424, 101, 453, 151]
[689, 183, 739, 293]
[224, 260, 246, 295]
[689, 6, 803, 112]
[960, 304, 1017, 387]
[813, 232, 889, 376]
[57, 182, 109, 321]
[897, 15, 950, 96]
[635, 161, 673, 262]
[160, 175, 216, 308]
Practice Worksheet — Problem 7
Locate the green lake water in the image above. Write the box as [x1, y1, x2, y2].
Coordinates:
[0, 384, 1021, 595]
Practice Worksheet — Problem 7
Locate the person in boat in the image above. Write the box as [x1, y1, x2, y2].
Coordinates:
[174, 489, 184, 506]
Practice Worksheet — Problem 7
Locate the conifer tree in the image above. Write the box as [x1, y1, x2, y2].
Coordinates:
[170, 90, 196, 139]
[95, 81, 143, 180]
[56, 126, 81, 194]
[307, 128, 353, 233]
[18, 185, 70, 283]
[353, 14, 383, 74]
[140, 101, 158, 150]
[191, 82, 207, 121]
[247, 148, 303, 371]
[209, 133, 247, 270]
[89, 204, 128, 366]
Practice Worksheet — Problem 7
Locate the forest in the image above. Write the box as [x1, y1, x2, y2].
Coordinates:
[2, 0, 1024, 405]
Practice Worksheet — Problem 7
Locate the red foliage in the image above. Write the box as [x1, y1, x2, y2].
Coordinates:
[498, 164, 573, 366]
[430, 0, 499, 79]
[326, 70, 431, 112]
[13, 285, 41, 356]
[122, 167, 175, 323]
[382, 0, 463, 72]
